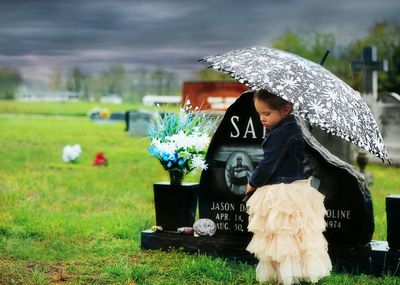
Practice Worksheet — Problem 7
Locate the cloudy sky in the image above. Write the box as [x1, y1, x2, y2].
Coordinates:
[0, 0, 399, 83]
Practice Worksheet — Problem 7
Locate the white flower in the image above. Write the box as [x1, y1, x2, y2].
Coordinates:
[191, 155, 208, 171]
[191, 133, 210, 151]
[169, 131, 192, 149]
[154, 140, 175, 156]
[62, 144, 82, 162]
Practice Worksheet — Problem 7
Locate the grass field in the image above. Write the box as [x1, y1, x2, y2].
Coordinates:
[0, 102, 399, 284]
[0, 100, 178, 117]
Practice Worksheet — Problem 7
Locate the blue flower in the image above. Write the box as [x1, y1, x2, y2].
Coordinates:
[148, 146, 160, 157]
[167, 161, 172, 168]
[169, 152, 178, 163]
[161, 152, 170, 161]
[178, 158, 186, 166]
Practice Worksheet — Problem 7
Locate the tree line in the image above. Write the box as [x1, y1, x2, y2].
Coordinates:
[44, 65, 179, 103]
[0, 21, 399, 101]
[271, 21, 400, 95]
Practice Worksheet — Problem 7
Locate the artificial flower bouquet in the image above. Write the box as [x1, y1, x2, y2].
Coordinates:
[62, 144, 82, 163]
[87, 106, 111, 120]
[93, 152, 108, 166]
[148, 101, 220, 185]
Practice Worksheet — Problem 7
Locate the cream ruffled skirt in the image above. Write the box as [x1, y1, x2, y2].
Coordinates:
[246, 178, 332, 285]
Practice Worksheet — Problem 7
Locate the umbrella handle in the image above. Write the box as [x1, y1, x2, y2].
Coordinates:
[319, 50, 330, 66]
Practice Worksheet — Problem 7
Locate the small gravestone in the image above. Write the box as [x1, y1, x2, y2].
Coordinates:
[126, 110, 154, 136]
[199, 90, 374, 246]
[90, 111, 125, 123]
[386, 195, 400, 249]
[377, 92, 400, 165]
[110, 112, 125, 121]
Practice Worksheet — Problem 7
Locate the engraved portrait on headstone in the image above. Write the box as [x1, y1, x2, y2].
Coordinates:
[225, 152, 253, 195]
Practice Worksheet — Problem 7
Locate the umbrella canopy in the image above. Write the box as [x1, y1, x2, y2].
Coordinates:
[200, 46, 390, 163]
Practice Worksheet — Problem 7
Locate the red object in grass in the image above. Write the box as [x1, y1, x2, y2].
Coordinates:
[93, 152, 108, 166]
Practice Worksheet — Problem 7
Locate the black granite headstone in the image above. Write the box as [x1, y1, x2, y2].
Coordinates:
[299, 117, 374, 246]
[386, 195, 400, 249]
[199, 90, 263, 236]
[199, 90, 374, 246]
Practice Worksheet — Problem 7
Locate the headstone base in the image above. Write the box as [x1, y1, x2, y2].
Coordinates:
[141, 230, 254, 262]
[141, 230, 400, 276]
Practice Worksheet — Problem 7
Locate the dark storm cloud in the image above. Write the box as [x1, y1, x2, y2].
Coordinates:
[0, 0, 399, 81]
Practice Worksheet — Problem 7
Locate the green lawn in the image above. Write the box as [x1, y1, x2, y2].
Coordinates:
[0, 103, 399, 284]
[0, 99, 178, 117]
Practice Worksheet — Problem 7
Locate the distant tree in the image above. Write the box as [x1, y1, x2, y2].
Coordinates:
[149, 68, 179, 95]
[164, 71, 178, 95]
[196, 68, 234, 81]
[150, 68, 167, 95]
[66, 67, 90, 100]
[132, 68, 149, 96]
[98, 64, 131, 100]
[272, 31, 338, 70]
[384, 44, 400, 93]
[0, 67, 22, 100]
[47, 68, 63, 91]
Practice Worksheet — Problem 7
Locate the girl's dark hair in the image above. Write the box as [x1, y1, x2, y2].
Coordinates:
[253, 89, 293, 111]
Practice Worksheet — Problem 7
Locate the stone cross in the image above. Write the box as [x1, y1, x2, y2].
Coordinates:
[351, 46, 388, 100]
[351, 46, 389, 176]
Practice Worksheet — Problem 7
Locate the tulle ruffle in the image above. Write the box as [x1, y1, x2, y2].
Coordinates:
[246, 178, 332, 285]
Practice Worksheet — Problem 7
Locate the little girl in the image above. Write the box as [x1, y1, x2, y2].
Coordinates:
[245, 90, 332, 285]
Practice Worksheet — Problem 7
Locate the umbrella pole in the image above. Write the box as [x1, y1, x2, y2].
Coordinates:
[319, 50, 330, 66]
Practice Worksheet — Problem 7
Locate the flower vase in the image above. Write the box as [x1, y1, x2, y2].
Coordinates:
[168, 169, 184, 186]
[153, 182, 199, 231]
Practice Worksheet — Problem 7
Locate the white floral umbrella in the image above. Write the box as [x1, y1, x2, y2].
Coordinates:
[200, 46, 390, 163]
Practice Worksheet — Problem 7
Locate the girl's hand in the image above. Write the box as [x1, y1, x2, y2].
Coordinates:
[245, 184, 255, 195]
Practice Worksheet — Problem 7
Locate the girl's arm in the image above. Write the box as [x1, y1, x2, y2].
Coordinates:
[248, 129, 289, 188]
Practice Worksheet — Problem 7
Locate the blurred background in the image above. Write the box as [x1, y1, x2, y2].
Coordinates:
[0, 0, 399, 103]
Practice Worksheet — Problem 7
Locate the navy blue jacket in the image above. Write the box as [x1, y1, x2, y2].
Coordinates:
[249, 114, 305, 187]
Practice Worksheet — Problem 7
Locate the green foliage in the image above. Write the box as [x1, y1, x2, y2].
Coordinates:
[196, 68, 235, 81]
[271, 22, 400, 94]
[0, 67, 22, 100]
[0, 100, 179, 116]
[273, 31, 336, 63]
[66, 67, 90, 101]
[150, 68, 179, 96]
[273, 31, 338, 62]
[344, 22, 400, 94]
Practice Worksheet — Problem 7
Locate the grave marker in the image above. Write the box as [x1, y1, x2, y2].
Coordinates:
[126, 110, 154, 136]
[182, 81, 249, 112]
[351, 46, 391, 166]
[351, 46, 389, 99]
[377, 92, 400, 164]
